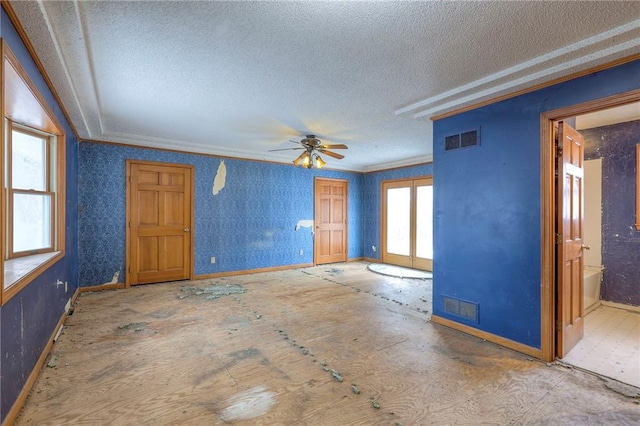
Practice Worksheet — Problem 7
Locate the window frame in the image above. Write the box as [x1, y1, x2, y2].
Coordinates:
[1, 41, 66, 305]
[7, 123, 56, 258]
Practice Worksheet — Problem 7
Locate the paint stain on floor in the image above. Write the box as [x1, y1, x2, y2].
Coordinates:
[218, 385, 277, 423]
[179, 283, 245, 300]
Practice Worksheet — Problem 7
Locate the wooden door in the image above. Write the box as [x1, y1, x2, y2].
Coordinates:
[314, 178, 347, 264]
[556, 122, 585, 357]
[127, 161, 193, 285]
[382, 177, 433, 271]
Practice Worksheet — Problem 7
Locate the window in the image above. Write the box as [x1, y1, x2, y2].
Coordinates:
[1, 41, 66, 305]
[8, 124, 56, 257]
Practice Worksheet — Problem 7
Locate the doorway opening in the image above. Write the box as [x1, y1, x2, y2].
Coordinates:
[381, 177, 433, 271]
[541, 90, 640, 388]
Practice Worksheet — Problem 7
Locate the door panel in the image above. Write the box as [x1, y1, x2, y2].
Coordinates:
[382, 177, 433, 271]
[386, 186, 411, 257]
[314, 178, 348, 264]
[127, 161, 193, 285]
[383, 183, 412, 268]
[415, 184, 433, 259]
[556, 121, 585, 357]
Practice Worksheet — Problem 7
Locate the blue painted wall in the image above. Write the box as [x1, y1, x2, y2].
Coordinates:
[362, 164, 433, 260]
[0, 9, 79, 423]
[78, 143, 363, 286]
[583, 120, 640, 306]
[433, 59, 640, 349]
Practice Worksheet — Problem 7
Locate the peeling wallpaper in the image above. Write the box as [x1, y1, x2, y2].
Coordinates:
[78, 143, 363, 286]
[583, 120, 640, 306]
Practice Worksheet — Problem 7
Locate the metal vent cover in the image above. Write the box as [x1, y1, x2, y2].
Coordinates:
[443, 296, 479, 323]
[445, 134, 460, 151]
[461, 130, 478, 147]
[444, 128, 480, 151]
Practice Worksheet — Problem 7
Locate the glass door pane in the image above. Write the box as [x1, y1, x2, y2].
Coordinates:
[386, 187, 411, 256]
[416, 184, 433, 260]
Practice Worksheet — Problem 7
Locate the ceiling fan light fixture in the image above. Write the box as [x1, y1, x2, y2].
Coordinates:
[302, 152, 312, 168]
[293, 151, 309, 166]
[285, 135, 347, 169]
[314, 154, 326, 169]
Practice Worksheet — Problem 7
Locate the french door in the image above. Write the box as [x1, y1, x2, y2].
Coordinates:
[382, 177, 433, 271]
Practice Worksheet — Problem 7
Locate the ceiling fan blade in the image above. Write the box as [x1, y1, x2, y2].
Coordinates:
[318, 149, 344, 159]
[268, 147, 305, 152]
[320, 144, 348, 150]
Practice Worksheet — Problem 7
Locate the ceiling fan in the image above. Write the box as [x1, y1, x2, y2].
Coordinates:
[269, 134, 348, 169]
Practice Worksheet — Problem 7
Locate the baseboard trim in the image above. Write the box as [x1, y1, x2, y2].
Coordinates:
[71, 287, 80, 304]
[78, 283, 126, 293]
[362, 257, 381, 263]
[601, 300, 640, 313]
[430, 315, 542, 359]
[2, 289, 78, 426]
[194, 263, 314, 280]
[347, 257, 364, 262]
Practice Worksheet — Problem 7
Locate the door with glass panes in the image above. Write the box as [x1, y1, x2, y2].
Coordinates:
[382, 177, 433, 271]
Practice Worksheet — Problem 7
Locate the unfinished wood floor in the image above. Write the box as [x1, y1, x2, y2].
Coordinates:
[17, 263, 640, 425]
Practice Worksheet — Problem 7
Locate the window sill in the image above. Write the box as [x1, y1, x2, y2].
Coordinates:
[3, 251, 63, 304]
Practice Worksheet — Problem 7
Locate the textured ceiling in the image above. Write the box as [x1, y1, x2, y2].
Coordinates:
[9, 1, 640, 171]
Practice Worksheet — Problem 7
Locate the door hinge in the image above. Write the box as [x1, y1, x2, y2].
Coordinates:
[555, 233, 563, 245]
[556, 320, 562, 331]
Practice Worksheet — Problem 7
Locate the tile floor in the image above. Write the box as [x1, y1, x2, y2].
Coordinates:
[561, 304, 640, 388]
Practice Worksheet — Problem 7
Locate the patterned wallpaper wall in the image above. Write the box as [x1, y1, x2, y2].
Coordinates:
[362, 163, 434, 260]
[78, 143, 363, 286]
[583, 120, 640, 306]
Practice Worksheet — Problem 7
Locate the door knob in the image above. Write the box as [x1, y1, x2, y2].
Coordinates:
[184, 228, 190, 232]
[581, 244, 590, 250]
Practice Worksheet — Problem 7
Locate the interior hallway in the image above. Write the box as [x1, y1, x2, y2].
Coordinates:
[16, 263, 639, 425]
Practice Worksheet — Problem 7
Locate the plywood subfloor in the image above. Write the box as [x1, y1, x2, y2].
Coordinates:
[16, 263, 640, 425]
[561, 304, 640, 388]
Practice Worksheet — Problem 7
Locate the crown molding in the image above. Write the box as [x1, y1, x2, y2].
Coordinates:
[394, 19, 640, 120]
[362, 154, 433, 173]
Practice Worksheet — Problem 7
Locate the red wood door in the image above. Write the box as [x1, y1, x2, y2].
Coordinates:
[314, 178, 347, 264]
[556, 121, 585, 357]
[127, 161, 193, 285]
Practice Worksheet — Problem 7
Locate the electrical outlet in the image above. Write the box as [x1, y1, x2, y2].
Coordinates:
[299, 249, 304, 256]
[372, 245, 377, 252]
[210, 256, 216, 264]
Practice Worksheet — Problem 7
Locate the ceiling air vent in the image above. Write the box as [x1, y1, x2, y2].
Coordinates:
[445, 128, 480, 151]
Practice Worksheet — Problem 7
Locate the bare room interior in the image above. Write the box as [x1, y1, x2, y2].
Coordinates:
[1, 1, 639, 425]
